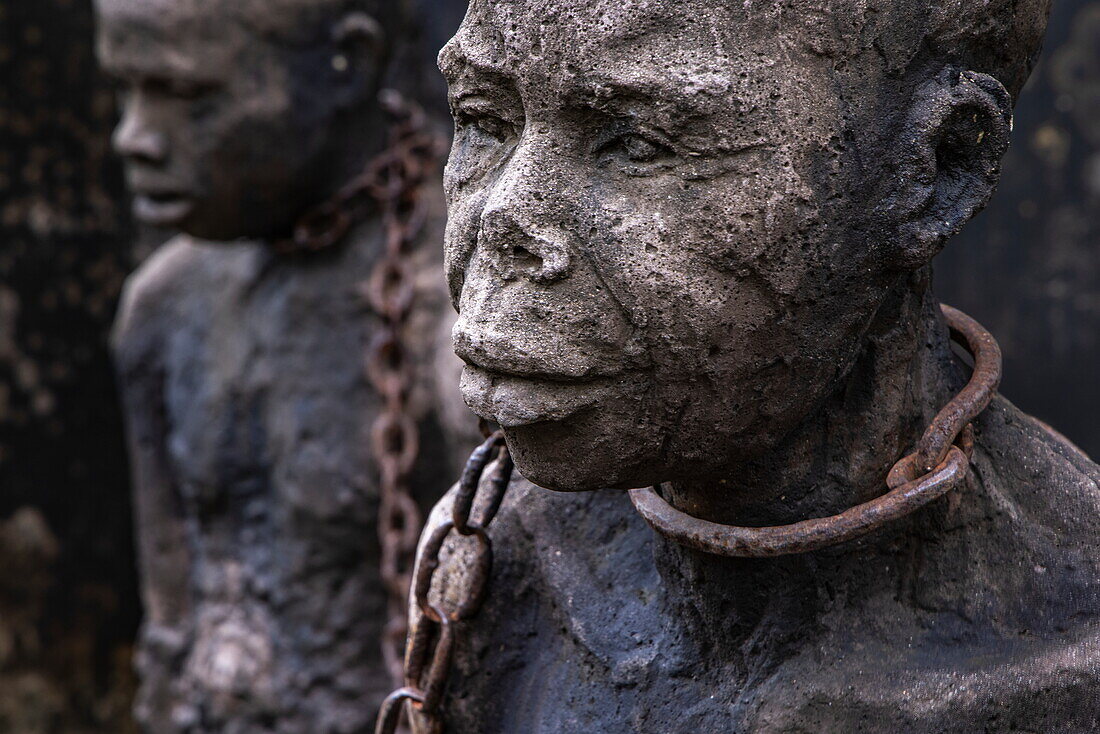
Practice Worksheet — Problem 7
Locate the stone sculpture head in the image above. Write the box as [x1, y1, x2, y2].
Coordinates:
[444, 0, 1050, 491]
[96, 0, 397, 240]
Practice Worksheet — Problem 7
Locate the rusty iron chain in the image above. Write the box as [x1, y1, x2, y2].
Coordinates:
[271, 89, 441, 257]
[630, 303, 1003, 557]
[358, 92, 447, 688]
[270, 89, 445, 686]
[375, 431, 515, 734]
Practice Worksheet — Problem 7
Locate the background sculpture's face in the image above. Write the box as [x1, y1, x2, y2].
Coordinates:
[444, 1, 895, 490]
[97, 1, 345, 240]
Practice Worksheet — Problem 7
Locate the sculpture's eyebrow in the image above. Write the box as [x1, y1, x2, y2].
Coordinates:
[563, 71, 775, 158]
[567, 73, 733, 135]
[98, 26, 222, 82]
[583, 68, 730, 107]
[101, 57, 215, 82]
[439, 37, 514, 92]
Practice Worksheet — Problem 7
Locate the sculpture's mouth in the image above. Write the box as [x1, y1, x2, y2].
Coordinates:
[460, 363, 616, 428]
[132, 191, 194, 227]
[452, 327, 627, 381]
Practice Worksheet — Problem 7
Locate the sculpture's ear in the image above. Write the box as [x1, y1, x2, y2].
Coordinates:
[890, 69, 1013, 270]
[330, 12, 386, 105]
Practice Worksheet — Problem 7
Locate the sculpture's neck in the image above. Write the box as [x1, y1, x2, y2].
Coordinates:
[655, 269, 966, 652]
[319, 101, 390, 205]
[270, 101, 394, 254]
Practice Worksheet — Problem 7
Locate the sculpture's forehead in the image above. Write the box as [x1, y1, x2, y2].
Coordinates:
[95, 0, 308, 42]
[447, 0, 755, 84]
[97, 0, 236, 27]
[96, 0, 258, 76]
[443, 0, 839, 131]
[460, 0, 741, 45]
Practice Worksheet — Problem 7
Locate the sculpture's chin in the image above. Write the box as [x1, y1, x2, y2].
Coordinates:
[506, 440, 608, 492]
[502, 411, 665, 493]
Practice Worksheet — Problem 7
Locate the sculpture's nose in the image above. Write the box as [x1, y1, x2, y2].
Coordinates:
[477, 210, 572, 284]
[468, 131, 575, 286]
[112, 92, 169, 165]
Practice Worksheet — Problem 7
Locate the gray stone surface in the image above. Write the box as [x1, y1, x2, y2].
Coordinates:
[417, 1, 1100, 731]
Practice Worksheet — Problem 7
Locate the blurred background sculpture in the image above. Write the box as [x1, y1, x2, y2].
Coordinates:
[407, 0, 1100, 731]
[94, 0, 471, 731]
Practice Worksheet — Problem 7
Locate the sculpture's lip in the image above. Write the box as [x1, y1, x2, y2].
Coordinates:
[460, 361, 611, 381]
[460, 363, 616, 428]
[453, 341, 622, 381]
[132, 190, 194, 227]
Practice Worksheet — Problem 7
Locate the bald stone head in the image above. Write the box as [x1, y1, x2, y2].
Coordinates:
[96, 0, 396, 240]
[443, 0, 1050, 491]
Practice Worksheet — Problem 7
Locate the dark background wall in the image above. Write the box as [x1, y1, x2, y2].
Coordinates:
[0, 1, 1095, 732]
[0, 0, 140, 732]
[938, 0, 1100, 456]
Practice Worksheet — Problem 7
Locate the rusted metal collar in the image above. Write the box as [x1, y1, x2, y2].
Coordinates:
[630, 303, 1002, 558]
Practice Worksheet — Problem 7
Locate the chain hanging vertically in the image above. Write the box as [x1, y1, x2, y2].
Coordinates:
[357, 92, 447, 688]
[267, 89, 449, 715]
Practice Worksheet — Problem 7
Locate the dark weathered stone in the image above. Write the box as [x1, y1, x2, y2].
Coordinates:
[416, 1, 1100, 731]
[96, 1, 473, 731]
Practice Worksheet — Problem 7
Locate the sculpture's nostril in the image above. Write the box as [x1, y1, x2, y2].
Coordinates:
[479, 214, 573, 283]
[512, 245, 543, 273]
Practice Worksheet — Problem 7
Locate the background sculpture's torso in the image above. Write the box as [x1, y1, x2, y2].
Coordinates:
[114, 225, 464, 733]
[422, 397, 1100, 734]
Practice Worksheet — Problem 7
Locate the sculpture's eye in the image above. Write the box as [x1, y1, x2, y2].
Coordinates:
[110, 79, 134, 106]
[456, 110, 517, 144]
[146, 76, 218, 101]
[598, 131, 674, 165]
[619, 134, 662, 161]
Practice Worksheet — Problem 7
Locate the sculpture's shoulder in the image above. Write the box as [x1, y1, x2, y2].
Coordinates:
[111, 235, 194, 366]
[757, 622, 1100, 734]
[111, 236, 264, 376]
[750, 396, 1100, 734]
[975, 394, 1100, 534]
[981, 392, 1099, 477]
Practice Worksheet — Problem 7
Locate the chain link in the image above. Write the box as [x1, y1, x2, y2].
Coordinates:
[630, 304, 1002, 558]
[351, 92, 448, 688]
[375, 432, 515, 734]
[269, 87, 446, 687]
[272, 90, 441, 258]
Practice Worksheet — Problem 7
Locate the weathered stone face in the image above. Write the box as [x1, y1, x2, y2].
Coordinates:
[442, 0, 1014, 492]
[95, 0, 382, 241]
